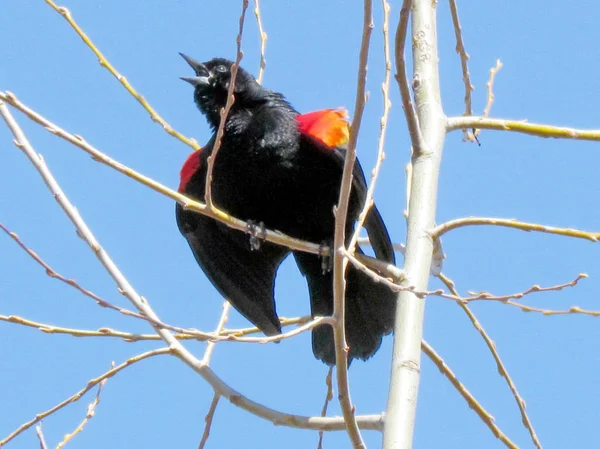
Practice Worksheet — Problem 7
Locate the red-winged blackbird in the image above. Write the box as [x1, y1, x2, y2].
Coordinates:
[176, 55, 396, 365]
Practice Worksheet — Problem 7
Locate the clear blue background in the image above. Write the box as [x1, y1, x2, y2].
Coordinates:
[2, 1, 599, 448]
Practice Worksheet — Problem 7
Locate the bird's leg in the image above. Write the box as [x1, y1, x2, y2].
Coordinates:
[246, 220, 267, 251]
[319, 240, 333, 274]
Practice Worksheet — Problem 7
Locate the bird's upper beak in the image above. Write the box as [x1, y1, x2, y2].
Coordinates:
[179, 53, 211, 87]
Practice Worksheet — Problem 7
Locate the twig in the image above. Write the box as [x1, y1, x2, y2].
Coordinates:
[55, 366, 110, 449]
[357, 236, 407, 254]
[482, 60, 503, 119]
[0, 314, 315, 342]
[198, 394, 220, 449]
[447, 115, 600, 141]
[465, 273, 588, 303]
[317, 367, 335, 449]
[0, 99, 384, 433]
[395, 0, 424, 154]
[430, 216, 600, 241]
[448, 0, 473, 118]
[437, 273, 543, 449]
[232, 316, 335, 343]
[42, 0, 201, 151]
[421, 340, 518, 449]
[472, 59, 503, 140]
[342, 248, 407, 293]
[448, 0, 476, 142]
[331, 0, 374, 447]
[0, 349, 169, 447]
[506, 302, 600, 317]
[204, 0, 248, 208]
[0, 221, 206, 336]
[203, 302, 231, 364]
[0, 91, 326, 256]
[35, 424, 48, 449]
[348, 0, 393, 253]
[253, 0, 267, 84]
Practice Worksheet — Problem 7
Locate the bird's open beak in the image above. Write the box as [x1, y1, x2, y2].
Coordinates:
[179, 53, 211, 87]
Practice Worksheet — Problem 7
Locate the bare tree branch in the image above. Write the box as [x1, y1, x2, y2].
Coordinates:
[317, 367, 335, 449]
[331, 0, 374, 446]
[348, 0, 392, 253]
[383, 0, 446, 446]
[55, 367, 109, 449]
[198, 393, 220, 449]
[431, 216, 600, 241]
[448, 0, 474, 118]
[0, 221, 211, 336]
[448, 116, 600, 141]
[35, 424, 48, 449]
[0, 349, 168, 447]
[253, 0, 267, 84]
[42, 0, 201, 151]
[421, 340, 519, 449]
[437, 273, 543, 449]
[395, 0, 423, 155]
[205, 0, 248, 208]
[0, 314, 315, 342]
[481, 60, 503, 119]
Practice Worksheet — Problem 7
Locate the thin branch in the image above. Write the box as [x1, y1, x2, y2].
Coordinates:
[205, 0, 248, 208]
[447, 115, 600, 141]
[0, 349, 169, 447]
[348, 0, 393, 253]
[0, 221, 208, 336]
[395, 0, 424, 154]
[35, 424, 48, 449]
[482, 60, 503, 119]
[253, 0, 267, 84]
[437, 273, 543, 449]
[55, 366, 110, 449]
[317, 367, 335, 449]
[198, 394, 220, 449]
[1, 310, 330, 346]
[465, 273, 588, 303]
[341, 248, 408, 293]
[506, 302, 600, 317]
[448, 0, 474, 118]
[431, 216, 600, 241]
[42, 0, 200, 151]
[203, 302, 231, 365]
[0, 314, 315, 342]
[0, 99, 384, 433]
[233, 317, 335, 343]
[331, 0, 374, 447]
[421, 340, 519, 449]
[0, 91, 326, 257]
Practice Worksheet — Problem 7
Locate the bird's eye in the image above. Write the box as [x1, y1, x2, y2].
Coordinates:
[215, 65, 227, 73]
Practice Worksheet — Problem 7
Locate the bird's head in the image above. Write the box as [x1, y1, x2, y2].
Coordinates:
[180, 54, 263, 129]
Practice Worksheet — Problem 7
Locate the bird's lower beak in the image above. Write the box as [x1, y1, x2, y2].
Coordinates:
[179, 53, 211, 87]
[180, 76, 210, 87]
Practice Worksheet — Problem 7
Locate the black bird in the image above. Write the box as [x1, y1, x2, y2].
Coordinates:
[176, 54, 396, 365]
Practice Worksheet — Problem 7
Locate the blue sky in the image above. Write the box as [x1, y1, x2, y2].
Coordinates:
[2, 1, 600, 448]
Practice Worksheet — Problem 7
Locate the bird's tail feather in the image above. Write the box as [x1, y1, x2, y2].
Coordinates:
[294, 250, 396, 365]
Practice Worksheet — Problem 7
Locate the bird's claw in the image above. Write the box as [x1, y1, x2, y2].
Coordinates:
[246, 220, 267, 251]
[319, 241, 333, 274]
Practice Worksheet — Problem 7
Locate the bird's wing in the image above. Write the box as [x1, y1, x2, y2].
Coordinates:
[296, 109, 395, 264]
[177, 208, 289, 335]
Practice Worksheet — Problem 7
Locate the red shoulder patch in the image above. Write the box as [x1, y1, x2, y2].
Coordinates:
[296, 109, 350, 148]
[179, 150, 202, 192]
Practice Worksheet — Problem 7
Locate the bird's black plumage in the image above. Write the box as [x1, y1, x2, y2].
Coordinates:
[176, 55, 396, 364]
